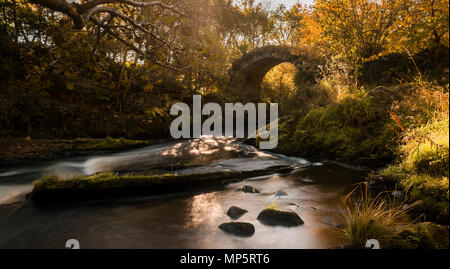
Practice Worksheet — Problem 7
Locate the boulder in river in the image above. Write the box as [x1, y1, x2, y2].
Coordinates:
[227, 206, 248, 219]
[241, 185, 260, 193]
[257, 209, 304, 227]
[219, 222, 255, 237]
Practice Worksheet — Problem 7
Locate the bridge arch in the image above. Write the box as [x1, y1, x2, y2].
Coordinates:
[227, 46, 313, 102]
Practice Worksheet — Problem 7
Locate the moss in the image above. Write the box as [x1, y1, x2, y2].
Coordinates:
[401, 174, 449, 221]
[29, 166, 294, 203]
[62, 138, 151, 151]
[272, 116, 299, 155]
[375, 162, 449, 224]
[379, 163, 409, 181]
[402, 119, 449, 177]
[286, 100, 394, 159]
[389, 222, 449, 249]
[374, 117, 450, 224]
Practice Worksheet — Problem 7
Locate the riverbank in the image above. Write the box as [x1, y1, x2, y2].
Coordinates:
[0, 137, 153, 165]
[0, 142, 354, 249]
[257, 73, 449, 248]
[3, 135, 446, 249]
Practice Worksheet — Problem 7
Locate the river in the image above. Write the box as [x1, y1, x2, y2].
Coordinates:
[0, 136, 368, 248]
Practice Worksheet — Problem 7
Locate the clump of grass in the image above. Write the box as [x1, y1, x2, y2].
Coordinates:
[379, 163, 409, 181]
[340, 183, 417, 248]
[266, 202, 278, 211]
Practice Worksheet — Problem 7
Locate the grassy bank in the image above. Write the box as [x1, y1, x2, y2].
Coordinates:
[340, 184, 449, 249]
[0, 137, 152, 162]
[28, 166, 293, 203]
[265, 52, 449, 248]
[332, 80, 449, 248]
[275, 87, 396, 161]
[261, 66, 413, 163]
[371, 117, 449, 224]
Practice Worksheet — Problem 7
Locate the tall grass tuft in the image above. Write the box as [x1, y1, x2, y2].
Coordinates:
[340, 183, 418, 248]
[266, 202, 278, 211]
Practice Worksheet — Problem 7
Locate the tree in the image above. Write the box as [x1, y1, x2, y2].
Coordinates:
[26, 0, 197, 70]
[214, 0, 273, 56]
[397, 0, 449, 51]
[29, 0, 188, 30]
[312, 0, 409, 85]
[314, 0, 407, 63]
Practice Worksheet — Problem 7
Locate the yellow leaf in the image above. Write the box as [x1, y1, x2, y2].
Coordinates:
[163, 16, 177, 25]
[144, 83, 154, 92]
[66, 81, 74, 90]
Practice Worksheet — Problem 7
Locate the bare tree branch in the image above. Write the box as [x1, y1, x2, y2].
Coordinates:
[28, 0, 194, 71]
[78, 0, 188, 18]
[29, 0, 189, 29]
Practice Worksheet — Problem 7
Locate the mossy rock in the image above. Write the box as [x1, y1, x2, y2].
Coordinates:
[28, 166, 294, 203]
[388, 222, 449, 249]
[69, 138, 151, 151]
[257, 209, 304, 227]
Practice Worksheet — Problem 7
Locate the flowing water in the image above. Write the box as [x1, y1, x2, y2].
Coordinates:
[0, 137, 368, 249]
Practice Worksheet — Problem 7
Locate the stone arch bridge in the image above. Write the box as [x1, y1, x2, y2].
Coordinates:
[227, 46, 318, 102]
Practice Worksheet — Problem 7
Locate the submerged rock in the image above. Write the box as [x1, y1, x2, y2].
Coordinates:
[227, 206, 248, 219]
[273, 191, 287, 197]
[241, 185, 260, 193]
[219, 222, 255, 237]
[257, 209, 304, 227]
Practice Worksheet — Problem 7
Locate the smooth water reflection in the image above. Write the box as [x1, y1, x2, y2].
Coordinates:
[0, 137, 367, 249]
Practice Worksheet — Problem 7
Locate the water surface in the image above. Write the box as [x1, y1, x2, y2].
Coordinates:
[0, 137, 367, 248]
